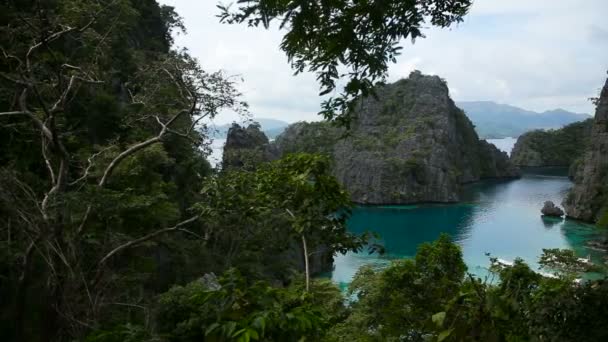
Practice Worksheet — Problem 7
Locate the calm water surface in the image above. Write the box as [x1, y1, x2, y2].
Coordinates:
[331, 169, 606, 287]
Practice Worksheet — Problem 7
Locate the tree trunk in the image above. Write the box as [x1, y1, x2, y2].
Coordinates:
[301, 234, 310, 292]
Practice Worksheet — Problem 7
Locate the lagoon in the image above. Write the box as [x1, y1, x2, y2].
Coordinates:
[330, 168, 606, 288]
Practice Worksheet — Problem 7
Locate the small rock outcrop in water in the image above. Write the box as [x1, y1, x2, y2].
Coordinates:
[222, 123, 277, 170]
[274, 71, 519, 204]
[541, 201, 564, 217]
[510, 119, 592, 170]
[563, 76, 608, 226]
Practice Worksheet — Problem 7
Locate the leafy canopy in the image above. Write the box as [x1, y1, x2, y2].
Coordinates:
[218, 0, 472, 126]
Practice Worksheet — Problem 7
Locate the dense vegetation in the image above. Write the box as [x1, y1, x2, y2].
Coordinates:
[273, 121, 343, 156]
[1, 1, 607, 341]
[510, 119, 593, 169]
[0, 1, 370, 340]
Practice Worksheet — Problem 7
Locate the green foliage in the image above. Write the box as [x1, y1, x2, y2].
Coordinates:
[598, 206, 608, 228]
[274, 121, 343, 156]
[328, 234, 466, 341]
[2, 2, 608, 342]
[85, 324, 152, 342]
[511, 119, 593, 167]
[156, 269, 329, 341]
[219, 0, 472, 126]
[327, 236, 608, 342]
[539, 248, 600, 275]
[0, 0, 244, 340]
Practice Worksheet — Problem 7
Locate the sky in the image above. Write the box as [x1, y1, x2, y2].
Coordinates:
[160, 0, 608, 125]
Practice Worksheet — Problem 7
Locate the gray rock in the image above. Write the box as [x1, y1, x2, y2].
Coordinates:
[563, 76, 608, 224]
[274, 71, 520, 204]
[222, 123, 277, 170]
[198, 273, 221, 290]
[541, 201, 564, 217]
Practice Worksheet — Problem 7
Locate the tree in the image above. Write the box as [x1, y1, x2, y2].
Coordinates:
[329, 234, 465, 341]
[218, 0, 472, 126]
[0, 1, 245, 339]
[155, 269, 331, 342]
[327, 236, 608, 342]
[195, 153, 376, 290]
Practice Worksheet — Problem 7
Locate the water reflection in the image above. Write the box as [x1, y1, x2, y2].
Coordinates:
[541, 216, 562, 229]
[331, 170, 605, 285]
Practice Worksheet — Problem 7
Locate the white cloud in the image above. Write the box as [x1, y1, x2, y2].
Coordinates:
[161, 0, 608, 123]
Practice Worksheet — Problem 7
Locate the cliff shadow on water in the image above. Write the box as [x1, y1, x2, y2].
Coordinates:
[330, 170, 608, 286]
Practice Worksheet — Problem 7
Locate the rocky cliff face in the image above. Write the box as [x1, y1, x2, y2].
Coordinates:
[273, 121, 343, 156]
[274, 71, 519, 204]
[510, 119, 592, 168]
[563, 77, 608, 226]
[222, 123, 277, 170]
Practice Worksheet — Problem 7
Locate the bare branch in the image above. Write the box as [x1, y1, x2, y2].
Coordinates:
[97, 215, 200, 266]
[26, 26, 76, 72]
[50, 75, 77, 113]
[5, 89, 55, 141]
[0, 111, 30, 117]
[41, 134, 56, 185]
[98, 110, 189, 187]
[76, 206, 92, 237]
[92, 215, 200, 285]
[177, 228, 204, 239]
[98, 135, 162, 187]
[69, 146, 113, 187]
[0, 72, 29, 86]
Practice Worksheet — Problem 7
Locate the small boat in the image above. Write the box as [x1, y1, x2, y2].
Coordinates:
[577, 255, 593, 265]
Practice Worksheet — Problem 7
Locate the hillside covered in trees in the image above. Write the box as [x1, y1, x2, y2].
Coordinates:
[510, 119, 593, 169]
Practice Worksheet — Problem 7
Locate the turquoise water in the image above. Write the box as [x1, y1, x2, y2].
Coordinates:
[331, 168, 606, 288]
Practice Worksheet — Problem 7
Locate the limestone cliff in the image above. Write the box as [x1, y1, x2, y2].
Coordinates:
[563, 77, 608, 226]
[510, 119, 592, 169]
[222, 123, 277, 170]
[273, 121, 343, 156]
[274, 71, 519, 204]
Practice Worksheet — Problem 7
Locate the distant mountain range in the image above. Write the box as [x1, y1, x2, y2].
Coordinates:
[457, 101, 591, 139]
[210, 118, 290, 139]
[210, 102, 589, 141]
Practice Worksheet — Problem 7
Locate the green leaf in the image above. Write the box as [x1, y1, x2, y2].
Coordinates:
[247, 328, 259, 340]
[232, 328, 246, 337]
[438, 328, 454, 342]
[205, 322, 220, 336]
[432, 311, 446, 327]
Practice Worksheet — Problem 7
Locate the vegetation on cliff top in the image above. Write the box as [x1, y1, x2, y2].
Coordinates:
[511, 119, 593, 168]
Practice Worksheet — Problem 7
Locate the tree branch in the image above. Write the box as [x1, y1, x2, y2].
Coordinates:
[98, 136, 162, 187]
[92, 215, 200, 286]
[0, 89, 53, 141]
[41, 134, 56, 186]
[98, 109, 190, 187]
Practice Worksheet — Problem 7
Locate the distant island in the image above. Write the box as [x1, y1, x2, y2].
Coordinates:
[457, 101, 590, 139]
[224, 71, 520, 204]
[211, 118, 290, 139]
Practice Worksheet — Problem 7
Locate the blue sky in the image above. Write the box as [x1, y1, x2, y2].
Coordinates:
[161, 0, 608, 124]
